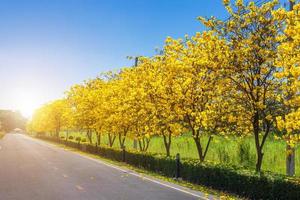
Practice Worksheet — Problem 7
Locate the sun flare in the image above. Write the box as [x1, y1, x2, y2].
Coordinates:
[17, 100, 38, 118]
[12, 89, 43, 118]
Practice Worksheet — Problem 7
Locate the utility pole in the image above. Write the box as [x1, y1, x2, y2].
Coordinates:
[133, 56, 139, 150]
[289, 0, 295, 10]
[286, 0, 296, 177]
[134, 56, 139, 68]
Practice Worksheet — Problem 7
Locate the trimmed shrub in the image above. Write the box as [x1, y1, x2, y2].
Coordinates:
[75, 137, 81, 142]
[68, 136, 74, 140]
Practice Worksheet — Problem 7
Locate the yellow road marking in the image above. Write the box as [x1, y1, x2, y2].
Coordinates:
[76, 185, 84, 191]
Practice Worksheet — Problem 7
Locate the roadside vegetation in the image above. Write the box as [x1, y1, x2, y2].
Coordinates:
[0, 110, 26, 133]
[57, 132, 299, 175]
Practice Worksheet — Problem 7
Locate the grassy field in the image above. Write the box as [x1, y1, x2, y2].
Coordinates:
[59, 131, 300, 176]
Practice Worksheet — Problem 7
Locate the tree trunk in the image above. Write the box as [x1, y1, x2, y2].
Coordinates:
[86, 130, 93, 144]
[162, 131, 172, 157]
[96, 132, 101, 146]
[193, 131, 213, 162]
[253, 111, 263, 172]
[145, 138, 150, 151]
[118, 133, 126, 149]
[203, 136, 213, 161]
[255, 147, 263, 172]
[66, 130, 69, 141]
[193, 137, 204, 162]
[55, 128, 60, 138]
[108, 133, 116, 147]
[138, 137, 150, 152]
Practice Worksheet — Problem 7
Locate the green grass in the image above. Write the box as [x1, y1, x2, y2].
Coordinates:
[59, 131, 300, 176]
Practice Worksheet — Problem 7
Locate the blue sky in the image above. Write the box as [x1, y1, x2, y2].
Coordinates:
[0, 0, 286, 116]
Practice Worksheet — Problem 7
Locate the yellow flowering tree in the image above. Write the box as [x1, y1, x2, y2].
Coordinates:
[98, 73, 133, 148]
[132, 56, 184, 156]
[29, 99, 69, 137]
[119, 65, 155, 152]
[30, 105, 51, 135]
[274, 3, 300, 175]
[159, 32, 229, 161]
[199, 0, 285, 171]
[66, 79, 104, 144]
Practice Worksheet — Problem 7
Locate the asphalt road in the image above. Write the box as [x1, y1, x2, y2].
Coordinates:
[0, 134, 211, 200]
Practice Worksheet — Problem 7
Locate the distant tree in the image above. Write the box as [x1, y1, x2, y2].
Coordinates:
[0, 110, 26, 132]
[29, 100, 69, 137]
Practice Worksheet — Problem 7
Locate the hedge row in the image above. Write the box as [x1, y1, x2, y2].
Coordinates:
[38, 136, 300, 200]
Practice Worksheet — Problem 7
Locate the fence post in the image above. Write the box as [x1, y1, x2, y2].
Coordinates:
[286, 144, 295, 176]
[122, 146, 126, 162]
[175, 153, 181, 179]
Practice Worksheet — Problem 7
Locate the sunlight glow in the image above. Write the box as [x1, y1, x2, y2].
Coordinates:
[11, 89, 44, 118]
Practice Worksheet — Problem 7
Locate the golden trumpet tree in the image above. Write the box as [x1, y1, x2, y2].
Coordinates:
[199, 0, 285, 171]
[88, 77, 108, 146]
[30, 99, 69, 137]
[49, 99, 70, 137]
[30, 105, 51, 134]
[275, 3, 300, 145]
[97, 74, 127, 148]
[103, 74, 137, 149]
[131, 56, 184, 156]
[66, 79, 105, 144]
[119, 65, 156, 152]
[159, 31, 229, 161]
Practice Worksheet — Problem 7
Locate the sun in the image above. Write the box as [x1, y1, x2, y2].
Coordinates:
[12, 89, 43, 118]
[18, 99, 38, 118]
